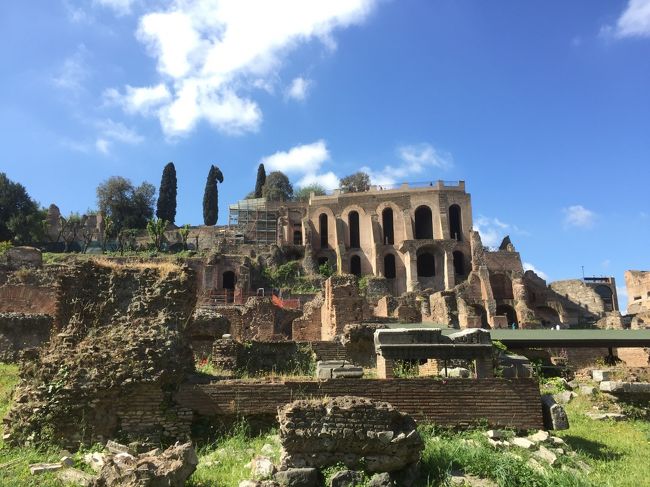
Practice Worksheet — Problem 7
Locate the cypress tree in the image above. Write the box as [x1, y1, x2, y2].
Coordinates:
[202, 165, 224, 226]
[156, 162, 177, 224]
[254, 163, 266, 198]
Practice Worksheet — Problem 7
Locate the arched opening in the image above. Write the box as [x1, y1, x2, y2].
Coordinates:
[490, 273, 514, 300]
[382, 208, 394, 245]
[536, 306, 561, 327]
[384, 254, 396, 279]
[318, 256, 329, 267]
[449, 204, 462, 241]
[414, 206, 433, 239]
[595, 285, 614, 312]
[471, 305, 490, 329]
[350, 255, 361, 276]
[496, 304, 518, 328]
[293, 230, 302, 245]
[319, 213, 329, 249]
[453, 251, 465, 276]
[417, 252, 435, 277]
[223, 271, 236, 290]
[349, 211, 360, 249]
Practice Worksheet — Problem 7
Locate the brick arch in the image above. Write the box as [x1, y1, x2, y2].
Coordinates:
[310, 207, 337, 250]
[376, 202, 406, 244]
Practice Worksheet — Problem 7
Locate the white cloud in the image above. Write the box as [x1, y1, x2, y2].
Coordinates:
[362, 143, 453, 186]
[286, 77, 312, 101]
[95, 0, 136, 16]
[563, 205, 596, 229]
[523, 262, 549, 281]
[607, 0, 650, 38]
[473, 215, 529, 249]
[52, 45, 90, 92]
[104, 84, 172, 115]
[93, 119, 144, 155]
[259, 140, 339, 190]
[108, 0, 378, 136]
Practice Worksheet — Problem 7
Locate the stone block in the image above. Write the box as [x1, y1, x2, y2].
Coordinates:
[528, 430, 550, 443]
[510, 437, 535, 449]
[541, 394, 569, 430]
[600, 381, 650, 394]
[485, 429, 507, 440]
[438, 367, 470, 378]
[592, 370, 613, 382]
[274, 468, 321, 486]
[533, 446, 557, 465]
[29, 463, 63, 475]
[330, 470, 364, 487]
[331, 367, 363, 379]
[57, 468, 95, 487]
[6, 246, 42, 269]
[579, 385, 595, 396]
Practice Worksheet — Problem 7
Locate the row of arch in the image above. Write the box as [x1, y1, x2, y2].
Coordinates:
[343, 250, 466, 279]
[316, 204, 464, 249]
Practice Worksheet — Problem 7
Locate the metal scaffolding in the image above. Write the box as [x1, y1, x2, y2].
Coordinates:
[228, 198, 278, 245]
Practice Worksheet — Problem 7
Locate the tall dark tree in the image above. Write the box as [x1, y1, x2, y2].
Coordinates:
[202, 165, 224, 226]
[262, 171, 293, 201]
[0, 172, 43, 244]
[156, 162, 177, 224]
[254, 163, 266, 198]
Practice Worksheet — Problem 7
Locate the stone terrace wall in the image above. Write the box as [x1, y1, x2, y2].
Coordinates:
[175, 378, 544, 430]
[0, 313, 52, 361]
[0, 286, 57, 314]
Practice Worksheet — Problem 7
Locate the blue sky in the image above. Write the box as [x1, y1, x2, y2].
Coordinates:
[2, 0, 649, 308]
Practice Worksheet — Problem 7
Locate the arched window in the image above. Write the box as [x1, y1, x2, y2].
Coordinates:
[382, 207, 394, 245]
[472, 305, 490, 329]
[496, 304, 518, 328]
[319, 213, 328, 249]
[449, 204, 462, 241]
[417, 252, 435, 277]
[349, 211, 360, 248]
[223, 271, 236, 290]
[384, 254, 396, 279]
[453, 251, 464, 275]
[293, 230, 302, 245]
[350, 255, 361, 276]
[414, 206, 433, 239]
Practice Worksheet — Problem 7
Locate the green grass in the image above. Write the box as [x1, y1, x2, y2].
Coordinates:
[1, 362, 650, 486]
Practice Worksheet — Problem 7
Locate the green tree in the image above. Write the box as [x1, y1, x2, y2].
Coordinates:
[262, 171, 293, 201]
[147, 218, 168, 251]
[202, 165, 224, 226]
[179, 224, 191, 250]
[100, 214, 114, 252]
[0, 172, 43, 244]
[96, 176, 155, 231]
[254, 163, 266, 198]
[59, 213, 83, 252]
[294, 183, 326, 202]
[340, 171, 370, 193]
[156, 162, 177, 224]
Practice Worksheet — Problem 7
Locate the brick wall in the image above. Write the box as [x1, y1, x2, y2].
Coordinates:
[616, 347, 650, 367]
[0, 285, 57, 314]
[0, 313, 52, 361]
[175, 378, 543, 430]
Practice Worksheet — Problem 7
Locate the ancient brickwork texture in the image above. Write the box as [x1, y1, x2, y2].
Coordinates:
[211, 340, 314, 375]
[188, 307, 230, 359]
[278, 396, 423, 473]
[616, 347, 650, 367]
[292, 293, 323, 341]
[626, 270, 650, 315]
[549, 280, 605, 316]
[4, 261, 197, 450]
[0, 313, 52, 362]
[175, 378, 544, 430]
[321, 275, 365, 340]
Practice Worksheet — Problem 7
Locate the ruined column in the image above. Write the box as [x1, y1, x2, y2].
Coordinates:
[376, 354, 396, 379]
[405, 251, 419, 292]
[443, 249, 455, 290]
[474, 353, 494, 378]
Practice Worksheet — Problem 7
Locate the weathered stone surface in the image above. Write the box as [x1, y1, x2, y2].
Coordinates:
[553, 391, 576, 405]
[29, 462, 63, 475]
[592, 370, 613, 382]
[274, 467, 321, 486]
[329, 470, 364, 487]
[93, 442, 198, 487]
[57, 468, 96, 487]
[251, 456, 277, 478]
[587, 412, 626, 421]
[541, 394, 569, 430]
[528, 430, 550, 443]
[4, 261, 197, 449]
[600, 381, 650, 394]
[534, 445, 558, 465]
[579, 385, 596, 396]
[510, 437, 535, 449]
[485, 430, 507, 440]
[368, 472, 395, 487]
[278, 396, 423, 473]
[5, 246, 42, 269]
[0, 312, 51, 362]
[438, 367, 470, 378]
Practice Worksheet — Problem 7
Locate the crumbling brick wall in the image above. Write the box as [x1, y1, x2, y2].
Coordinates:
[4, 261, 197, 450]
[292, 293, 323, 341]
[211, 339, 314, 375]
[0, 313, 52, 362]
[278, 396, 423, 473]
[321, 275, 365, 340]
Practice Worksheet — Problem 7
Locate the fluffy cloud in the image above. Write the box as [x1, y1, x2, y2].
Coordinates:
[95, 119, 144, 154]
[108, 0, 378, 136]
[286, 77, 312, 101]
[563, 205, 596, 229]
[361, 143, 453, 186]
[606, 0, 650, 38]
[473, 215, 529, 249]
[523, 262, 549, 281]
[260, 140, 339, 189]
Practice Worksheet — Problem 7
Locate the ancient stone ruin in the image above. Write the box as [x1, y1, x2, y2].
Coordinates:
[3, 260, 197, 449]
